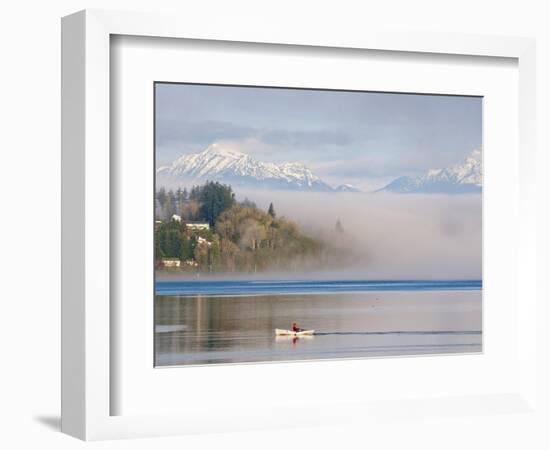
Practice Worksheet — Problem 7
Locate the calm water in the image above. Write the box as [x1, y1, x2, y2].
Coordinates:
[155, 280, 482, 367]
[156, 279, 481, 296]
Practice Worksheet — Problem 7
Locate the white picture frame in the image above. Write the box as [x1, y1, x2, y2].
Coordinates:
[61, 9, 537, 441]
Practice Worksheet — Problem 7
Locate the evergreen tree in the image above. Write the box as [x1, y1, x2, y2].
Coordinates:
[196, 181, 236, 226]
[162, 200, 173, 221]
[189, 185, 200, 200]
[175, 188, 182, 209]
[156, 229, 167, 258]
[180, 235, 194, 260]
[167, 190, 175, 212]
[157, 187, 167, 208]
[268, 202, 276, 218]
[335, 219, 344, 233]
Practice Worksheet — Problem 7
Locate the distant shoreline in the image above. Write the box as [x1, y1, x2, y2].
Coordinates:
[155, 271, 482, 283]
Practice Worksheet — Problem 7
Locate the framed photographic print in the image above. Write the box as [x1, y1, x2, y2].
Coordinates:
[61, 9, 538, 441]
[153, 83, 483, 368]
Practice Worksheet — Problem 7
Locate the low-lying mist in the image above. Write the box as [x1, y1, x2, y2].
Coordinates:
[236, 190, 482, 280]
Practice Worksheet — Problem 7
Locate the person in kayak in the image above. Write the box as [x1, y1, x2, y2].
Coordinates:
[291, 322, 301, 332]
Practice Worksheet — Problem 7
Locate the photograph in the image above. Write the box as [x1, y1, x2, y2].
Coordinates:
[154, 83, 482, 367]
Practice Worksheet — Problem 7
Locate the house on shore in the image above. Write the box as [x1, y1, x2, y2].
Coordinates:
[161, 257, 181, 268]
[185, 221, 210, 231]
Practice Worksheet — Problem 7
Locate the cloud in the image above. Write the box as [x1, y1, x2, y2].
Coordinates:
[157, 120, 353, 152]
[310, 150, 442, 180]
[261, 129, 353, 147]
[156, 120, 254, 147]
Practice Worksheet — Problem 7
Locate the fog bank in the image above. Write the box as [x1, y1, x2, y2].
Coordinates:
[237, 190, 482, 280]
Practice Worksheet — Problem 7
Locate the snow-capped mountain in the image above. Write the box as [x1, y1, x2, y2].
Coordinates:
[378, 149, 482, 194]
[157, 143, 337, 191]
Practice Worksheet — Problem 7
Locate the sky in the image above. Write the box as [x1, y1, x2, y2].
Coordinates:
[155, 83, 482, 191]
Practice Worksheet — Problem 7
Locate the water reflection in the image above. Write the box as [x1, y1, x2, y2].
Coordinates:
[155, 291, 482, 366]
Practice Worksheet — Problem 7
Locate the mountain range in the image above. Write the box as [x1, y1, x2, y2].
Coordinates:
[157, 143, 359, 192]
[157, 144, 482, 194]
[377, 149, 482, 194]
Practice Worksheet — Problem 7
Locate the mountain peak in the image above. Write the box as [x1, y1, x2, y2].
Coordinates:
[203, 143, 247, 159]
[378, 149, 482, 194]
[157, 144, 335, 191]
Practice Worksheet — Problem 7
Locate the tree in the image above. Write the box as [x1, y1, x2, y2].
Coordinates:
[335, 219, 344, 233]
[219, 238, 239, 272]
[175, 188, 183, 212]
[180, 199, 200, 221]
[157, 187, 167, 207]
[162, 199, 173, 221]
[189, 185, 200, 200]
[193, 241, 209, 268]
[166, 229, 181, 257]
[179, 235, 194, 260]
[240, 197, 257, 209]
[209, 236, 222, 270]
[167, 190, 175, 212]
[155, 235, 165, 260]
[196, 181, 236, 226]
[268, 202, 276, 218]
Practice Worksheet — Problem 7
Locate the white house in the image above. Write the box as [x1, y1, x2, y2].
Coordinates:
[171, 214, 182, 222]
[161, 258, 181, 268]
[185, 221, 210, 230]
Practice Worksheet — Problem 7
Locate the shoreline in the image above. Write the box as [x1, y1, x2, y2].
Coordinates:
[156, 271, 483, 283]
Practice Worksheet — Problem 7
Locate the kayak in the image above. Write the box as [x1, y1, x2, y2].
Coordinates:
[275, 328, 315, 336]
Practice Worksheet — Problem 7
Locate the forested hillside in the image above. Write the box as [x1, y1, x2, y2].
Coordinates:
[155, 181, 325, 273]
